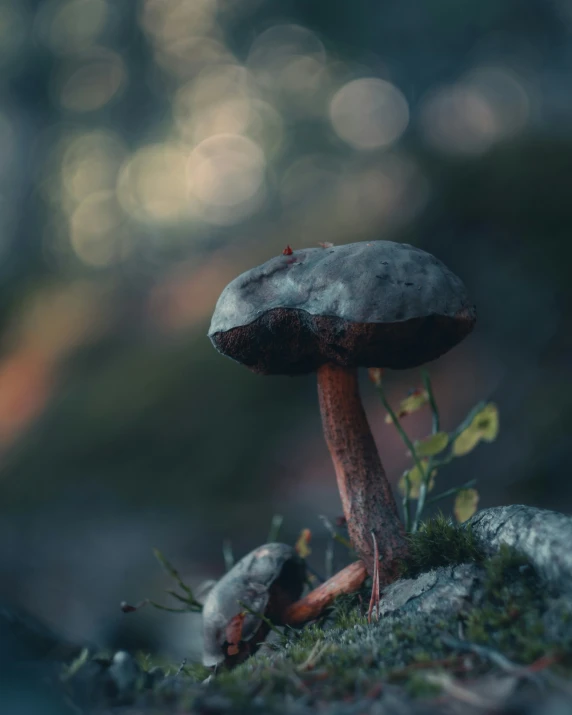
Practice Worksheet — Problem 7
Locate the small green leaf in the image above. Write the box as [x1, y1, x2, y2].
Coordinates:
[452, 403, 499, 456]
[368, 367, 384, 386]
[454, 488, 479, 523]
[61, 648, 90, 681]
[398, 459, 436, 498]
[385, 389, 429, 423]
[153, 549, 193, 595]
[412, 432, 449, 457]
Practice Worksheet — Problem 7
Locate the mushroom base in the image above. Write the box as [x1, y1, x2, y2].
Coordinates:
[317, 363, 408, 580]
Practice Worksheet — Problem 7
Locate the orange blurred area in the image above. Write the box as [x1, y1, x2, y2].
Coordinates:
[0, 350, 53, 447]
[148, 254, 239, 331]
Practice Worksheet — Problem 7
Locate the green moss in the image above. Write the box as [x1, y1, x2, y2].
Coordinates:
[134, 651, 210, 681]
[324, 589, 370, 630]
[464, 544, 572, 666]
[61, 524, 572, 713]
[206, 609, 460, 709]
[200, 543, 572, 711]
[399, 513, 485, 578]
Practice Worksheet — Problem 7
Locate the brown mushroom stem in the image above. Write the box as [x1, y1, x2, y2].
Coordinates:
[284, 560, 367, 626]
[317, 363, 408, 580]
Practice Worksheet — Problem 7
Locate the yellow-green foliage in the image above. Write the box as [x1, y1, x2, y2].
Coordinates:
[372, 368, 499, 531]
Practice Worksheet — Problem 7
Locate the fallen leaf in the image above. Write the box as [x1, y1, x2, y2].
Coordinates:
[295, 528, 312, 558]
[282, 245, 293, 256]
[453, 403, 499, 456]
[398, 459, 436, 498]
[412, 432, 449, 457]
[368, 367, 384, 386]
[225, 612, 246, 656]
[385, 389, 429, 423]
[454, 488, 479, 523]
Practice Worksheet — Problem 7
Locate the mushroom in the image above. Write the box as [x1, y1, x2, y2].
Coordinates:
[208, 240, 476, 582]
[202, 543, 306, 668]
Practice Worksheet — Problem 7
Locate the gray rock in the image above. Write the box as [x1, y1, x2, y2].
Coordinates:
[469, 505, 572, 593]
[378, 563, 484, 619]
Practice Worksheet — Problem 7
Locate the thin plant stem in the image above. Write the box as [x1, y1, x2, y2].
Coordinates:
[422, 370, 440, 434]
[450, 401, 487, 442]
[425, 479, 477, 506]
[267, 514, 284, 542]
[412, 371, 442, 531]
[222, 539, 235, 572]
[324, 539, 334, 580]
[238, 601, 286, 642]
[402, 473, 411, 532]
[166, 589, 202, 611]
[153, 549, 195, 597]
[414, 401, 485, 527]
[412, 480, 429, 532]
[377, 382, 428, 533]
[318, 515, 352, 551]
[430, 454, 455, 470]
[149, 600, 192, 614]
[376, 384, 426, 482]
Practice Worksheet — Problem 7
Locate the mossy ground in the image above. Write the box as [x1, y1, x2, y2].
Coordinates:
[68, 518, 572, 713]
[204, 541, 572, 710]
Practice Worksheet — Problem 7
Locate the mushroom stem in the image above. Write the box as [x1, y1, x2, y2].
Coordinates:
[284, 560, 367, 626]
[317, 363, 408, 580]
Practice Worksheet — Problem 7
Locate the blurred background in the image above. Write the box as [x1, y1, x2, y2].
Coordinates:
[0, 0, 571, 663]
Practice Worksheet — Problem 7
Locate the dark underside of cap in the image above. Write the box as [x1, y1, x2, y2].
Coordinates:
[210, 306, 476, 375]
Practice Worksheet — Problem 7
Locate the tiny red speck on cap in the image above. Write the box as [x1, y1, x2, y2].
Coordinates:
[282, 245, 293, 256]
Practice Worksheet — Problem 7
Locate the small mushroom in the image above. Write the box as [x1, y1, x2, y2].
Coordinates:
[202, 543, 306, 668]
[209, 241, 476, 581]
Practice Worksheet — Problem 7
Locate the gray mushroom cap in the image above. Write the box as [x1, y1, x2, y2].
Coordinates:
[202, 543, 305, 668]
[208, 240, 476, 375]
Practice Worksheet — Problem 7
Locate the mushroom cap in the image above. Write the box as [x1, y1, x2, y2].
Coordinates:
[202, 543, 305, 668]
[208, 240, 476, 375]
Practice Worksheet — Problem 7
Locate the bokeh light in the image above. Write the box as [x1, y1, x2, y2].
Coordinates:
[247, 24, 329, 116]
[420, 67, 530, 155]
[70, 190, 133, 266]
[334, 155, 428, 232]
[186, 133, 267, 225]
[173, 64, 257, 143]
[117, 143, 190, 224]
[35, 0, 109, 55]
[56, 47, 127, 112]
[61, 130, 127, 203]
[140, 0, 230, 78]
[329, 78, 410, 150]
